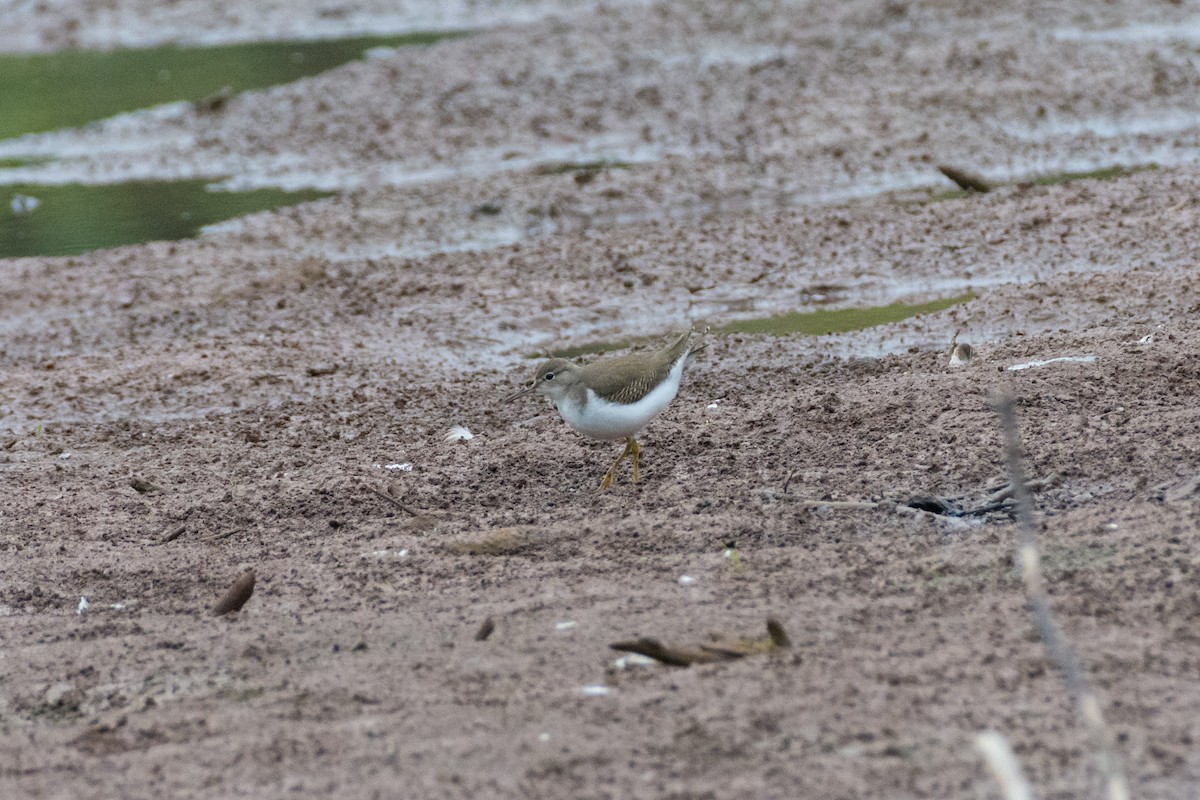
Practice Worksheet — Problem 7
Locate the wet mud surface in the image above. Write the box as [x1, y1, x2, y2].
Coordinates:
[2, 2, 1199, 798]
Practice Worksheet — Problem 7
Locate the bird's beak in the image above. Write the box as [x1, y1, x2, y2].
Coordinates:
[504, 384, 535, 403]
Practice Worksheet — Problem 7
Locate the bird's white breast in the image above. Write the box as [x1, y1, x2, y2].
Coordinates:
[555, 354, 687, 441]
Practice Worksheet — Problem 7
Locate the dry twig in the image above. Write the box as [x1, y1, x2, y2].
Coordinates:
[201, 528, 243, 543]
[788, 498, 878, 510]
[364, 483, 430, 517]
[986, 471, 1061, 504]
[611, 619, 790, 667]
[155, 524, 187, 545]
[995, 397, 1129, 800]
[975, 730, 1035, 800]
[610, 637, 729, 667]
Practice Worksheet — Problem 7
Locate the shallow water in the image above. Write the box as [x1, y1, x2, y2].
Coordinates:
[1053, 18, 1200, 44]
[532, 294, 972, 359]
[0, 32, 464, 141]
[0, 180, 328, 258]
[719, 294, 972, 337]
[0, 32, 466, 258]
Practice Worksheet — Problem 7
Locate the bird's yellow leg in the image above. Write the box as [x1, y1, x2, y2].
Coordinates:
[600, 438, 634, 490]
[630, 438, 641, 482]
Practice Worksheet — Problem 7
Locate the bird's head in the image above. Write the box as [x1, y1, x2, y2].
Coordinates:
[505, 358, 581, 404]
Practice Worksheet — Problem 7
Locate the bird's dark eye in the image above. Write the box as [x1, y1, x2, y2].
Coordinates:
[544, 372, 555, 381]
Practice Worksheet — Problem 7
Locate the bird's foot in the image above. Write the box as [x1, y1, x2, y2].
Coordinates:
[600, 438, 635, 490]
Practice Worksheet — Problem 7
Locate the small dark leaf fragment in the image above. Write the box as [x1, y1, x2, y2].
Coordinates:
[610, 637, 719, 667]
[195, 85, 234, 114]
[905, 494, 960, 515]
[156, 524, 187, 545]
[937, 164, 992, 193]
[130, 476, 163, 494]
[211, 570, 256, 616]
[766, 618, 791, 648]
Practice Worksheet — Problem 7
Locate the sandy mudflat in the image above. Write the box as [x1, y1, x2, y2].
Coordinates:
[1, 2, 1198, 798]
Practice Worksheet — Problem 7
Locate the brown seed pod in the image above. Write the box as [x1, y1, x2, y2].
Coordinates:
[937, 164, 992, 193]
[475, 617, 495, 641]
[211, 570, 256, 616]
[766, 618, 791, 648]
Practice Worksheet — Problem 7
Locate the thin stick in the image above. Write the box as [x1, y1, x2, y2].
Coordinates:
[976, 730, 1035, 800]
[201, 528, 243, 542]
[766, 496, 878, 510]
[987, 472, 1062, 504]
[995, 397, 1130, 800]
[610, 637, 722, 667]
[364, 484, 421, 517]
[155, 524, 187, 545]
[956, 499, 1016, 517]
[781, 469, 796, 494]
[799, 499, 878, 510]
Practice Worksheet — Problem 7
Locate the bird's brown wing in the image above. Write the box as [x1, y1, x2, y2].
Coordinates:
[582, 330, 695, 405]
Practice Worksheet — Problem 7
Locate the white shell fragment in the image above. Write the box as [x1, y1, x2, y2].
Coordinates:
[384, 463, 413, 471]
[677, 575, 697, 586]
[1006, 355, 1097, 372]
[614, 653, 657, 670]
[554, 620, 577, 631]
[77, 597, 89, 615]
[581, 685, 612, 696]
[443, 425, 475, 443]
[362, 548, 409, 559]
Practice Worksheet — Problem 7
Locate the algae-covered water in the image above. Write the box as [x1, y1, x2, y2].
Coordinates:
[535, 294, 973, 358]
[0, 32, 464, 140]
[0, 32, 468, 258]
[1, 180, 328, 258]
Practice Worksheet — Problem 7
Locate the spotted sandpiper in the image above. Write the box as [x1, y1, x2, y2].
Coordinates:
[505, 328, 705, 489]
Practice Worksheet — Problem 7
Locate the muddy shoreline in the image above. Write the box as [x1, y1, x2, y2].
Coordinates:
[2, 2, 1199, 798]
